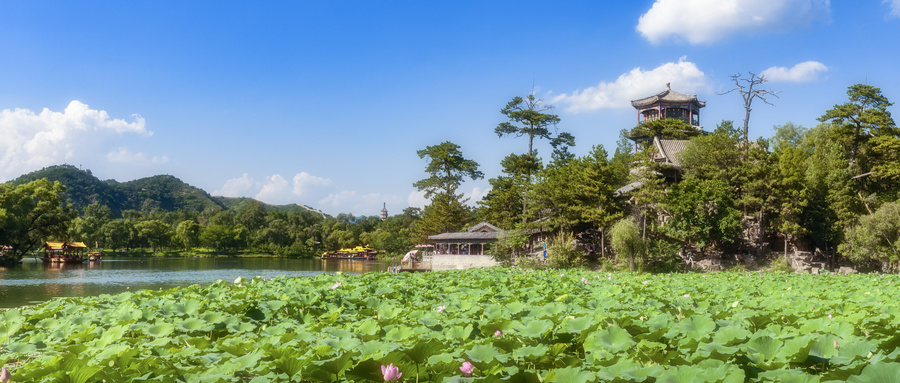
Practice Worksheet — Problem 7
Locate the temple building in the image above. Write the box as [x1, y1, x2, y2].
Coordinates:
[631, 82, 705, 127]
[616, 84, 706, 195]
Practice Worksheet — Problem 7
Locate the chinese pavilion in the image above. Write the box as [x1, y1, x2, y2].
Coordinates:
[631, 82, 705, 127]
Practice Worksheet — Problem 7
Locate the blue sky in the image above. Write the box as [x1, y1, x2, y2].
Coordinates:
[1, 1, 898, 217]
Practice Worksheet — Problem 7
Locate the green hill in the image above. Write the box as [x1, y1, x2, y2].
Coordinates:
[10, 165, 126, 215]
[214, 196, 327, 217]
[9, 165, 226, 216]
[7, 165, 330, 217]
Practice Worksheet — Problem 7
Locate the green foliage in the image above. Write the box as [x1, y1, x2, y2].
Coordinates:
[4, 270, 900, 382]
[662, 179, 742, 253]
[0, 178, 76, 262]
[496, 94, 565, 156]
[413, 141, 483, 199]
[819, 84, 897, 166]
[626, 118, 703, 149]
[492, 226, 530, 266]
[479, 153, 541, 228]
[839, 201, 900, 271]
[610, 216, 644, 271]
[9, 165, 226, 216]
[529, 145, 621, 241]
[546, 232, 585, 269]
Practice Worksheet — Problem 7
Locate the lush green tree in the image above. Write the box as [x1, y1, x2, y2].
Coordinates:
[100, 219, 135, 251]
[175, 220, 201, 250]
[802, 123, 864, 249]
[495, 94, 565, 156]
[413, 142, 482, 240]
[610, 216, 644, 271]
[413, 141, 483, 199]
[236, 201, 267, 233]
[546, 231, 585, 269]
[83, 202, 114, 222]
[819, 84, 897, 167]
[201, 224, 234, 254]
[0, 179, 76, 262]
[529, 145, 621, 255]
[415, 192, 474, 243]
[479, 153, 542, 226]
[134, 220, 173, 252]
[662, 179, 742, 254]
[490, 224, 530, 266]
[839, 201, 900, 271]
[67, 217, 104, 248]
[773, 146, 809, 255]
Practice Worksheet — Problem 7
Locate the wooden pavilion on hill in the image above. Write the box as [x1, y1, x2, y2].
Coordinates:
[631, 82, 705, 127]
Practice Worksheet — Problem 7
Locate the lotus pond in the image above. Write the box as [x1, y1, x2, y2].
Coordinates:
[2, 268, 900, 382]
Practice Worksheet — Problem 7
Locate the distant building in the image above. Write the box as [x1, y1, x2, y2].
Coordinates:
[380, 203, 388, 221]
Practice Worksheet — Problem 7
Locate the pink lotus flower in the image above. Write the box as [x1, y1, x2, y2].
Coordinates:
[330, 281, 342, 290]
[494, 330, 502, 337]
[381, 363, 402, 381]
[833, 340, 840, 349]
[460, 361, 475, 377]
[0, 367, 10, 383]
[436, 305, 447, 313]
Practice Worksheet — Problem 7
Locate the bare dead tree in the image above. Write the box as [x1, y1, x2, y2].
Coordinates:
[720, 73, 780, 143]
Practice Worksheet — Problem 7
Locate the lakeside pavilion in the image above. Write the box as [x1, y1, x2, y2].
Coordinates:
[428, 222, 502, 255]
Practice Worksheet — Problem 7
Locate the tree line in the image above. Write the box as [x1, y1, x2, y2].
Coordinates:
[2, 82, 898, 271]
[412, 82, 900, 271]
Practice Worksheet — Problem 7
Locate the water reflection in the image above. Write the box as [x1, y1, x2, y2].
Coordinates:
[0, 257, 391, 309]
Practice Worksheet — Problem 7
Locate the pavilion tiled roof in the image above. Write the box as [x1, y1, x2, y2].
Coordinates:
[631, 84, 706, 109]
[654, 137, 690, 167]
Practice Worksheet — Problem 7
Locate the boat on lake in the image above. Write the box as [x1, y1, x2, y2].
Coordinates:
[321, 245, 379, 260]
[42, 241, 88, 264]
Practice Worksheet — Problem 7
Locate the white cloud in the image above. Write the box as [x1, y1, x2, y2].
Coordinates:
[0, 100, 150, 179]
[552, 57, 709, 112]
[292, 172, 331, 198]
[213, 173, 258, 197]
[106, 147, 169, 164]
[465, 186, 490, 204]
[407, 190, 428, 209]
[215, 171, 333, 206]
[254, 174, 291, 204]
[886, 0, 900, 18]
[319, 190, 357, 208]
[637, 0, 831, 44]
[761, 61, 828, 83]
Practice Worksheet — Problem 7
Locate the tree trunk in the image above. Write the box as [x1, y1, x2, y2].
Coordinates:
[629, 249, 635, 271]
[601, 229, 606, 258]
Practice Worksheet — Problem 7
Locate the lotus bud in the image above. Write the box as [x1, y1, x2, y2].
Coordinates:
[1, 367, 11, 383]
[436, 305, 446, 313]
[381, 363, 402, 381]
[460, 361, 475, 377]
[330, 281, 342, 290]
[833, 340, 840, 349]
[494, 330, 502, 338]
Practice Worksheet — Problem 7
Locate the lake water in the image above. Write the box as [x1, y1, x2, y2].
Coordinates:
[0, 257, 393, 309]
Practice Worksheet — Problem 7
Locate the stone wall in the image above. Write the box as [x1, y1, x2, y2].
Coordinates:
[431, 254, 499, 270]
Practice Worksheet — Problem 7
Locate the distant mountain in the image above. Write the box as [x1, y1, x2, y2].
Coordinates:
[8, 165, 329, 217]
[214, 196, 327, 218]
[8, 165, 226, 215]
